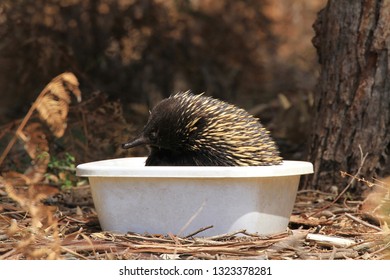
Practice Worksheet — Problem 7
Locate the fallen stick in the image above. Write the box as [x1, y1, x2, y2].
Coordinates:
[184, 225, 214, 239]
[306, 233, 356, 248]
[344, 213, 382, 231]
[299, 249, 359, 260]
[205, 229, 247, 240]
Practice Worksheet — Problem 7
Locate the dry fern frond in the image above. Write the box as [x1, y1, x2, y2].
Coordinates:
[22, 122, 50, 183]
[0, 72, 82, 167]
[23, 152, 50, 184]
[22, 122, 49, 160]
[1, 123, 50, 184]
[1, 171, 32, 186]
[36, 72, 82, 138]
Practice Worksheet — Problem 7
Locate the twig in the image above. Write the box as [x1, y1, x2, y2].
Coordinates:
[329, 247, 337, 260]
[177, 200, 206, 236]
[60, 246, 89, 260]
[168, 232, 181, 246]
[81, 109, 90, 158]
[0, 97, 40, 166]
[344, 213, 382, 231]
[64, 216, 88, 223]
[80, 232, 97, 256]
[297, 189, 335, 196]
[363, 240, 390, 258]
[184, 225, 214, 238]
[309, 145, 368, 217]
[0, 248, 18, 260]
[122, 233, 179, 244]
[0, 234, 8, 241]
[206, 229, 247, 240]
[352, 241, 380, 253]
[299, 249, 359, 260]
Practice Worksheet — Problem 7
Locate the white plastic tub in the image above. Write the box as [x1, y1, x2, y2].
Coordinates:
[76, 157, 313, 236]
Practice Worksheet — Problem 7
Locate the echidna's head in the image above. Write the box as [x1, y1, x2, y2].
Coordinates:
[122, 93, 204, 153]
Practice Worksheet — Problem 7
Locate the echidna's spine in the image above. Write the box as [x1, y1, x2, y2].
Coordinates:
[167, 91, 282, 166]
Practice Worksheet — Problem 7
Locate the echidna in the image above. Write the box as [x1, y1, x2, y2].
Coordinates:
[122, 91, 282, 166]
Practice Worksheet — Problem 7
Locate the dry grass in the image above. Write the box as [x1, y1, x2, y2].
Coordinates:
[1, 181, 61, 259]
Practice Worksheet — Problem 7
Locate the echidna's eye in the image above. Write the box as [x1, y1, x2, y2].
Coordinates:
[149, 131, 157, 141]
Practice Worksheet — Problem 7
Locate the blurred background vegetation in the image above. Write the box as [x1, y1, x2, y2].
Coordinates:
[0, 0, 326, 166]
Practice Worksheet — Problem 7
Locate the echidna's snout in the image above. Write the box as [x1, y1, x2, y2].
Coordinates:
[122, 135, 150, 149]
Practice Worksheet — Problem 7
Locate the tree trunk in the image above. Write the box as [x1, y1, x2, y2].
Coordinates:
[304, 0, 390, 191]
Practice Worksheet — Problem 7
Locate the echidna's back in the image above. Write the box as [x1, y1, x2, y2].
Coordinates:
[169, 92, 282, 166]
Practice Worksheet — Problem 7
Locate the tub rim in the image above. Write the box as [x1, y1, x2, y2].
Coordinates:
[76, 157, 313, 178]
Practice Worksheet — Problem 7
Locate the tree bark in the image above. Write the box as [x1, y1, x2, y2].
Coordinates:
[305, 0, 390, 191]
